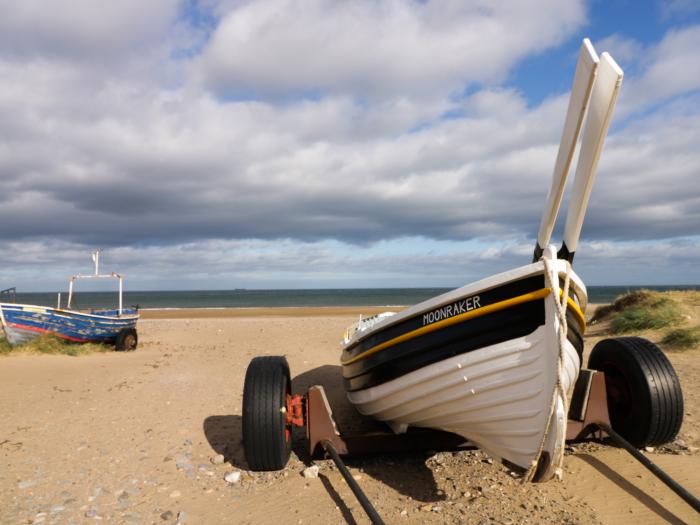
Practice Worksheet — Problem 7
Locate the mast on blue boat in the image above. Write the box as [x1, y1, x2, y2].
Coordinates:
[67, 250, 124, 315]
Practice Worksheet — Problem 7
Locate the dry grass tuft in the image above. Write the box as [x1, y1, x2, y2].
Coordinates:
[661, 327, 700, 351]
[0, 333, 109, 356]
[591, 290, 684, 334]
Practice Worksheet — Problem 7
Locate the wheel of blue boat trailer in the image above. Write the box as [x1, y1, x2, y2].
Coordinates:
[242, 356, 292, 471]
[588, 337, 683, 448]
[115, 328, 138, 351]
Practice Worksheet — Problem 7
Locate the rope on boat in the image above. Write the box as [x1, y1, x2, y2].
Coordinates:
[524, 257, 572, 482]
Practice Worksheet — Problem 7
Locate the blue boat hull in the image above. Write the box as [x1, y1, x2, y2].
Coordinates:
[0, 303, 138, 347]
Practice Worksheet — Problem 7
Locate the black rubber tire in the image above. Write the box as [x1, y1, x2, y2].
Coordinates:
[115, 328, 138, 351]
[588, 337, 683, 448]
[242, 356, 292, 471]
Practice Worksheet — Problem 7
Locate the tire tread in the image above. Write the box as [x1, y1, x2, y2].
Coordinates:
[115, 328, 138, 351]
[589, 337, 683, 447]
[242, 356, 292, 471]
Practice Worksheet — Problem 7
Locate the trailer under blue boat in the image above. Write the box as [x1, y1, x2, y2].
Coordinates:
[0, 303, 138, 346]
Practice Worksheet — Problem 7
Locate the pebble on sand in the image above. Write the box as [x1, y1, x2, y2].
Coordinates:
[160, 510, 174, 520]
[224, 471, 242, 484]
[18, 479, 37, 489]
[302, 465, 319, 479]
[211, 454, 225, 465]
[117, 491, 130, 509]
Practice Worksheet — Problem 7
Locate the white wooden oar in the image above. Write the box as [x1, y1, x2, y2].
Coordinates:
[533, 39, 599, 262]
[558, 52, 624, 262]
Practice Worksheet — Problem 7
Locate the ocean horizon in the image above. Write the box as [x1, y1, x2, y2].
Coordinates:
[4, 285, 699, 311]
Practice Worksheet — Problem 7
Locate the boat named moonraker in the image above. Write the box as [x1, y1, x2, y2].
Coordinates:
[340, 38, 624, 481]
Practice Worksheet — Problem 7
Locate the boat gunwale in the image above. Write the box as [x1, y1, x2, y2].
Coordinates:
[341, 259, 586, 351]
[341, 287, 585, 367]
[0, 302, 139, 321]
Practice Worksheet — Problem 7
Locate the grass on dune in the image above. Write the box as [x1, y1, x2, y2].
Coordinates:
[592, 290, 684, 334]
[0, 333, 109, 356]
[0, 337, 12, 355]
[661, 327, 700, 351]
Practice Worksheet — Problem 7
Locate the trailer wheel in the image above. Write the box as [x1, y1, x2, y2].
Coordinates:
[115, 328, 138, 351]
[242, 356, 292, 471]
[588, 337, 683, 448]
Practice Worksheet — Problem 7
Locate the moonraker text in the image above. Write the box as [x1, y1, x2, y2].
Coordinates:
[422, 296, 481, 326]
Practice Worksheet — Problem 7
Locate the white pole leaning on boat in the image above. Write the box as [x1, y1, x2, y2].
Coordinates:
[559, 53, 623, 262]
[68, 278, 74, 309]
[118, 274, 123, 315]
[534, 39, 599, 262]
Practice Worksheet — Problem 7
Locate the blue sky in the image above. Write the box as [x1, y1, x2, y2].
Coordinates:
[511, 0, 700, 106]
[0, 0, 699, 291]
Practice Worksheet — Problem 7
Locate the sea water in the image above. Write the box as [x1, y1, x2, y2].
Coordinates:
[7, 286, 700, 310]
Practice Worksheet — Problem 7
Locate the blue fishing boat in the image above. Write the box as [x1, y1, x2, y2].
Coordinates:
[0, 252, 139, 350]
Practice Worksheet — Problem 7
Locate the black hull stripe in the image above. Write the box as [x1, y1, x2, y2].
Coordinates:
[342, 289, 584, 367]
[344, 299, 544, 391]
[342, 275, 546, 364]
[343, 301, 584, 392]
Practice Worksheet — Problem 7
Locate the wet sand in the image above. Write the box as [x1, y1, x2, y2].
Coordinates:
[140, 306, 396, 320]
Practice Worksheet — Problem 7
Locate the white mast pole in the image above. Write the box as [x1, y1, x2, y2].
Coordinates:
[559, 53, 623, 262]
[118, 275, 123, 315]
[533, 39, 599, 261]
[68, 278, 74, 309]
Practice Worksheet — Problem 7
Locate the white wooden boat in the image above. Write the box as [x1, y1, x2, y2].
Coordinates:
[341, 39, 623, 481]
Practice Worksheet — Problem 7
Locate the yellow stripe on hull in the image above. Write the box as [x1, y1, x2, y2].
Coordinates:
[342, 288, 585, 366]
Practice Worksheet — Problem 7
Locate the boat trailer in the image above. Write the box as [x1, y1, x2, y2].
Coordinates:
[278, 369, 700, 524]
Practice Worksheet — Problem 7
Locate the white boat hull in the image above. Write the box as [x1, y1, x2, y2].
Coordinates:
[342, 258, 583, 480]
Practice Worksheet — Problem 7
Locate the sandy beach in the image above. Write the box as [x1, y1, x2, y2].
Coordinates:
[2, 306, 699, 524]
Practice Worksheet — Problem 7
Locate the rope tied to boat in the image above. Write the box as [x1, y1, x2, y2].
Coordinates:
[524, 256, 572, 482]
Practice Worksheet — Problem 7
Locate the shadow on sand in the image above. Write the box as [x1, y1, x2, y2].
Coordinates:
[292, 364, 445, 503]
[202, 363, 445, 503]
[577, 454, 688, 525]
[202, 414, 246, 469]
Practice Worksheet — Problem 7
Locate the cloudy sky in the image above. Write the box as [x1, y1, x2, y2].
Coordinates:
[1, 0, 699, 291]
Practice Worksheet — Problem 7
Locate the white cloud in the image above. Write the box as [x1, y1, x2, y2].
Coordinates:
[192, 0, 585, 100]
[0, 0, 179, 63]
[0, 2, 699, 287]
[594, 34, 644, 65]
[2, 34, 699, 247]
[617, 25, 700, 115]
[3, 235, 699, 291]
[659, 0, 700, 20]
